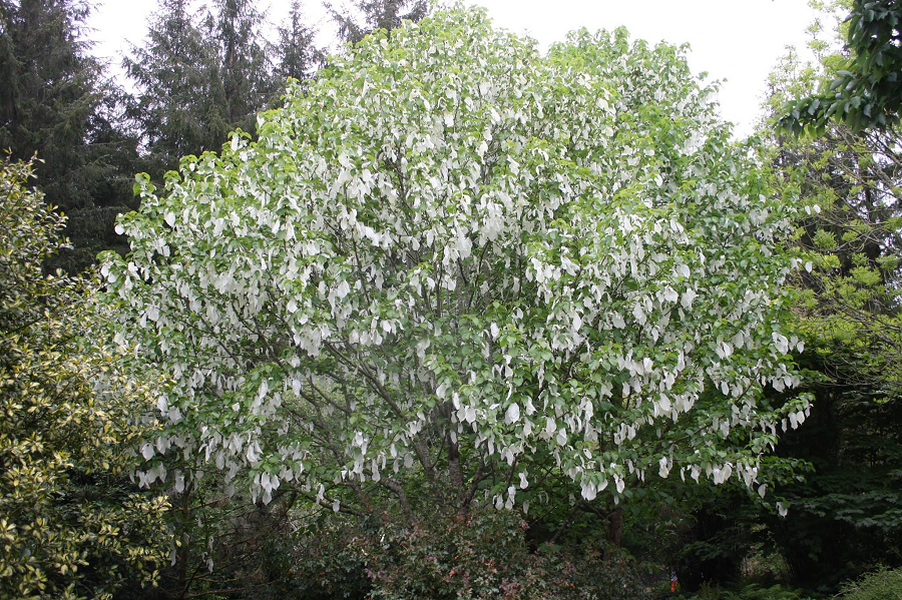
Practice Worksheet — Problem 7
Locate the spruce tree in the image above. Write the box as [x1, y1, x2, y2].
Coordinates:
[124, 0, 222, 175]
[0, 0, 138, 271]
[126, 0, 279, 177]
[0, 0, 97, 206]
[275, 0, 322, 83]
[325, 0, 429, 45]
[211, 0, 277, 127]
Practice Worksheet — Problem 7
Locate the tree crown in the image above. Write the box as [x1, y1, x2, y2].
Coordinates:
[103, 7, 808, 516]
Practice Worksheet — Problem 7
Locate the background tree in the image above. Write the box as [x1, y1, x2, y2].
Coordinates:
[779, 0, 902, 133]
[325, 0, 429, 45]
[102, 8, 809, 594]
[771, 4, 902, 584]
[209, 0, 278, 128]
[124, 0, 226, 176]
[0, 0, 139, 271]
[275, 0, 323, 83]
[0, 159, 169, 599]
[125, 0, 278, 177]
[769, 83, 902, 592]
[674, 4, 902, 592]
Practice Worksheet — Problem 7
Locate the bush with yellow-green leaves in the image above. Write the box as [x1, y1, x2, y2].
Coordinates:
[0, 159, 170, 599]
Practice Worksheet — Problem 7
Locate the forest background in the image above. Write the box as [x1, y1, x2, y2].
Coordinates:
[0, 0, 900, 598]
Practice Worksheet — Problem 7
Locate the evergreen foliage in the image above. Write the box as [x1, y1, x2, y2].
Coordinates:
[124, 0, 279, 177]
[0, 0, 139, 272]
[326, 0, 429, 45]
[0, 0, 100, 205]
[0, 159, 169, 599]
[211, 0, 278, 128]
[275, 0, 323, 83]
[779, 0, 902, 133]
[838, 566, 902, 600]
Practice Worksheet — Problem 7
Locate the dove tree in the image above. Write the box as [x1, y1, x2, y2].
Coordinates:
[102, 7, 809, 523]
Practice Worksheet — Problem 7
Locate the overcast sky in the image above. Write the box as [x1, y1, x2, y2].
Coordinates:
[88, 0, 821, 138]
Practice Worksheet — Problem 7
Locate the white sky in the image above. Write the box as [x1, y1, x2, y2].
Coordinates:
[88, 0, 821, 138]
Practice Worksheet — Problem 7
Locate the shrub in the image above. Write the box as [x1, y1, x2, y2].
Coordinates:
[0, 159, 169, 599]
[287, 505, 650, 600]
[837, 566, 902, 600]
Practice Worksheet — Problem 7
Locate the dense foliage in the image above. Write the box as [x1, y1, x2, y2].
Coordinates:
[838, 566, 902, 600]
[101, 11, 809, 589]
[124, 0, 282, 177]
[779, 0, 902, 133]
[3, 0, 902, 597]
[0, 0, 139, 272]
[272, 504, 652, 599]
[669, 2, 902, 593]
[766, 16, 902, 587]
[0, 160, 169, 599]
[275, 1, 323, 83]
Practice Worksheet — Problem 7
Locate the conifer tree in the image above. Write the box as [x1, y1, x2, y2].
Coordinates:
[126, 0, 279, 176]
[0, 0, 138, 271]
[124, 0, 223, 175]
[325, 0, 429, 45]
[1, 0, 97, 204]
[211, 0, 277, 127]
[275, 0, 322, 83]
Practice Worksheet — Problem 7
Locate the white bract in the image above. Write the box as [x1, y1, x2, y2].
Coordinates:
[102, 7, 807, 513]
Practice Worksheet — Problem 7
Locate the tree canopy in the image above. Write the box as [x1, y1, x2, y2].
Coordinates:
[102, 7, 808, 526]
[0, 0, 139, 272]
[124, 0, 282, 177]
[779, 0, 902, 134]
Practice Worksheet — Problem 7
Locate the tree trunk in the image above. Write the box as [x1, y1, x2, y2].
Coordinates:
[609, 506, 624, 547]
